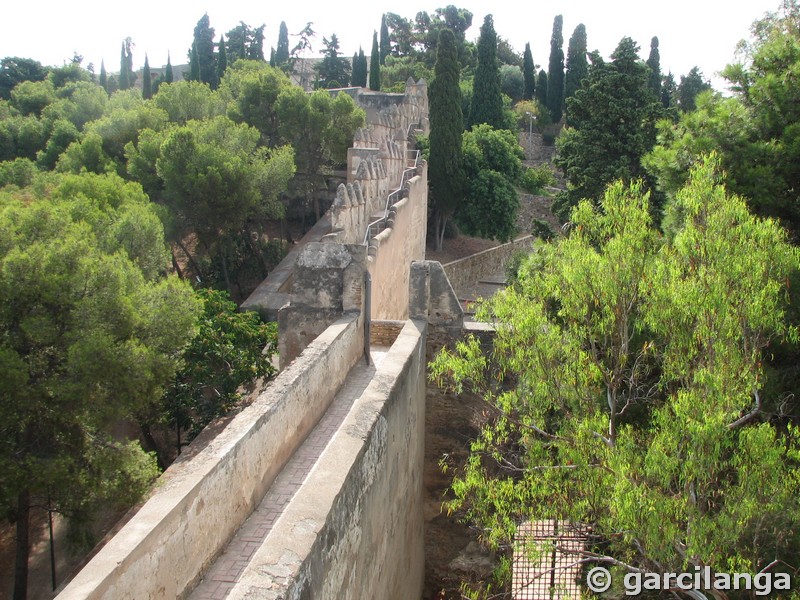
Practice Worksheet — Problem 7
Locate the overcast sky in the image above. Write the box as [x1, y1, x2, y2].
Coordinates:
[1, 1, 782, 91]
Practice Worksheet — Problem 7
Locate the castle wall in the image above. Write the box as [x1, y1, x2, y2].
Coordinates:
[55, 315, 365, 600]
[367, 165, 428, 321]
[226, 319, 427, 600]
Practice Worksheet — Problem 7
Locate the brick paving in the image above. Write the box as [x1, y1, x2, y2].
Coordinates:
[188, 350, 387, 600]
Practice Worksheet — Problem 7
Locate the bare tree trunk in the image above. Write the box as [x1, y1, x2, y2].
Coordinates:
[174, 238, 204, 281]
[170, 249, 184, 279]
[14, 489, 30, 600]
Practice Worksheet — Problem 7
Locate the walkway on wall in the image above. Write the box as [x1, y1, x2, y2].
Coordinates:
[187, 348, 389, 600]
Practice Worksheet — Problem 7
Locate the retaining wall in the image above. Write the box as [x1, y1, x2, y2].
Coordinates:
[443, 235, 535, 298]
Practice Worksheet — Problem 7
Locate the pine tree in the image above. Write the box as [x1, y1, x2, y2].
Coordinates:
[546, 15, 565, 122]
[369, 32, 381, 90]
[429, 28, 465, 251]
[522, 42, 535, 100]
[119, 42, 130, 90]
[469, 14, 503, 129]
[99, 60, 108, 94]
[142, 54, 152, 99]
[380, 14, 391, 65]
[275, 21, 290, 66]
[217, 35, 228, 81]
[536, 68, 548, 107]
[564, 24, 588, 124]
[316, 34, 350, 88]
[165, 53, 174, 84]
[646, 36, 662, 98]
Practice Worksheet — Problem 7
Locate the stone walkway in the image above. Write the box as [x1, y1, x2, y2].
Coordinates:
[188, 349, 388, 600]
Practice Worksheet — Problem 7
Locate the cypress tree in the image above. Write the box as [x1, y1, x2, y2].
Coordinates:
[380, 14, 391, 65]
[165, 53, 174, 84]
[193, 13, 217, 88]
[190, 42, 200, 81]
[119, 42, 130, 90]
[536, 68, 548, 108]
[429, 28, 465, 251]
[99, 60, 108, 94]
[275, 21, 290, 66]
[217, 35, 228, 81]
[469, 14, 503, 129]
[352, 47, 367, 87]
[523, 42, 535, 100]
[547, 15, 565, 122]
[369, 32, 381, 91]
[646, 36, 662, 98]
[142, 54, 152, 99]
[564, 23, 588, 123]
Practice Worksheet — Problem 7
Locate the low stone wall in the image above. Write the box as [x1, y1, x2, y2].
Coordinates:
[443, 235, 535, 298]
[226, 319, 427, 600]
[56, 315, 365, 600]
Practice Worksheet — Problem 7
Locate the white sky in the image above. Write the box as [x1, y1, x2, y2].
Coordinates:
[0, 1, 781, 91]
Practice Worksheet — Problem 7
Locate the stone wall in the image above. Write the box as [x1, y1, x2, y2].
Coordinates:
[367, 165, 428, 321]
[443, 235, 535, 298]
[225, 319, 427, 600]
[55, 315, 365, 600]
[277, 243, 366, 368]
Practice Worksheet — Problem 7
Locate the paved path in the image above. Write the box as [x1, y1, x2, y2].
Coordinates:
[188, 350, 387, 600]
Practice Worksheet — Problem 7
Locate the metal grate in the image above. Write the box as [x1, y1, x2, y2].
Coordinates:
[512, 520, 587, 600]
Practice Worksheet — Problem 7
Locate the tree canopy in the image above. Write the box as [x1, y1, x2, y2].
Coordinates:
[432, 156, 800, 590]
[469, 15, 504, 130]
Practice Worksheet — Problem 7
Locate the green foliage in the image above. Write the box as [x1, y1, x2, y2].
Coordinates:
[647, 3, 800, 237]
[315, 34, 350, 89]
[535, 68, 548, 107]
[192, 14, 218, 89]
[458, 124, 523, 241]
[369, 32, 381, 91]
[530, 217, 555, 240]
[0, 157, 37, 188]
[380, 14, 391, 65]
[10, 79, 55, 117]
[164, 288, 277, 439]
[429, 28, 465, 251]
[219, 60, 290, 144]
[352, 47, 368, 87]
[225, 22, 265, 63]
[153, 79, 225, 124]
[275, 22, 290, 67]
[519, 163, 555, 194]
[554, 37, 661, 222]
[156, 116, 294, 247]
[0, 57, 48, 100]
[646, 36, 661, 98]
[676, 66, 711, 112]
[431, 157, 800, 583]
[522, 43, 535, 101]
[564, 23, 588, 120]
[276, 87, 365, 218]
[499, 65, 523, 102]
[380, 55, 432, 92]
[217, 37, 227, 84]
[469, 15, 504, 130]
[36, 118, 80, 169]
[0, 171, 198, 587]
[546, 15, 565, 122]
